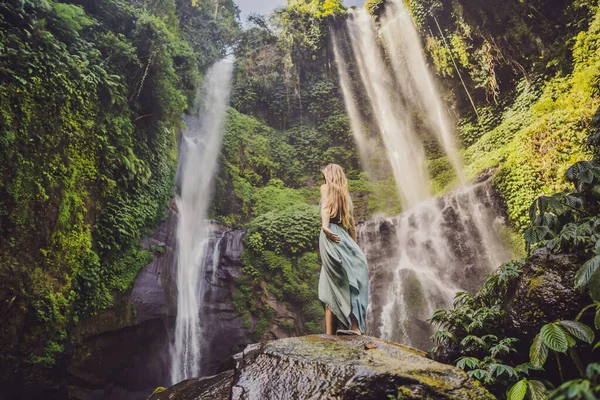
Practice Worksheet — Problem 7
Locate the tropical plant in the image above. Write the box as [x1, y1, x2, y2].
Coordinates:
[529, 321, 595, 378]
[506, 378, 548, 400]
[549, 363, 600, 400]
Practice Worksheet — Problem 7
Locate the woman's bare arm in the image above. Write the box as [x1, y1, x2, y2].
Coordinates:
[321, 184, 340, 243]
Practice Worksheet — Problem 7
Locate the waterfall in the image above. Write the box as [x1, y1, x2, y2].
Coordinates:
[379, 0, 464, 182]
[359, 183, 509, 348]
[333, 4, 510, 348]
[346, 8, 430, 208]
[170, 61, 233, 384]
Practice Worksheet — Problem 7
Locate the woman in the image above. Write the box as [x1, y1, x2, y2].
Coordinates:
[319, 164, 369, 336]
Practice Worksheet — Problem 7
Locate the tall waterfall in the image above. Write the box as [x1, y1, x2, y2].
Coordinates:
[379, 0, 464, 182]
[346, 9, 430, 208]
[170, 61, 233, 384]
[333, 3, 510, 347]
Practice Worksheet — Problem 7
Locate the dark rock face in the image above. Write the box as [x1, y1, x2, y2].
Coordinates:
[358, 180, 510, 350]
[65, 207, 254, 399]
[151, 335, 494, 400]
[504, 249, 589, 341]
[66, 205, 179, 400]
[198, 228, 253, 375]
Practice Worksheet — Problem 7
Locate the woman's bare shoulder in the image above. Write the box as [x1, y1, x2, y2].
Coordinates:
[320, 183, 328, 192]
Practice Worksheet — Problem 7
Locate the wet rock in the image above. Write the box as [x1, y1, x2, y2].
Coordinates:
[150, 370, 234, 400]
[66, 206, 179, 400]
[504, 248, 589, 341]
[65, 209, 253, 399]
[358, 179, 510, 350]
[152, 335, 494, 400]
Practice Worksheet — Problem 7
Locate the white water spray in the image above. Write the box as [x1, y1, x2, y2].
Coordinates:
[171, 61, 233, 384]
[334, 6, 510, 347]
[380, 0, 464, 182]
[347, 8, 431, 208]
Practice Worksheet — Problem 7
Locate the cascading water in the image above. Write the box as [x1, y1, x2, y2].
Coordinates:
[170, 60, 233, 384]
[346, 8, 430, 208]
[379, 0, 464, 181]
[359, 182, 509, 349]
[333, 4, 511, 348]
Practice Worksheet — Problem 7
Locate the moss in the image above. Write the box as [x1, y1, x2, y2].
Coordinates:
[278, 321, 296, 333]
[404, 273, 427, 311]
[526, 275, 546, 296]
[498, 225, 527, 259]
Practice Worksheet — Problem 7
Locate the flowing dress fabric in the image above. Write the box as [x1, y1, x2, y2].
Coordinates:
[318, 204, 369, 333]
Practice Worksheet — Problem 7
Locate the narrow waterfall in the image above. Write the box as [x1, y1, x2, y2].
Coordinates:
[170, 61, 233, 384]
[333, 6, 510, 348]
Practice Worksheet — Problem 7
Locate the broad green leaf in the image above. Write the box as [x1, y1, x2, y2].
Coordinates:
[540, 323, 569, 353]
[557, 320, 595, 344]
[559, 223, 577, 242]
[586, 363, 600, 379]
[566, 333, 577, 348]
[574, 256, 600, 289]
[590, 273, 600, 302]
[529, 201, 538, 222]
[596, 308, 600, 330]
[530, 333, 548, 369]
[527, 380, 548, 400]
[507, 379, 528, 400]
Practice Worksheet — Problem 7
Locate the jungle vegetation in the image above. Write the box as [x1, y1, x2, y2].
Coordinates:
[3, 0, 600, 398]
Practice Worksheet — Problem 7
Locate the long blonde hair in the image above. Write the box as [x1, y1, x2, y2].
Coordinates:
[322, 164, 352, 229]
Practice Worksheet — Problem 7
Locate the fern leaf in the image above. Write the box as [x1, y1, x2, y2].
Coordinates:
[557, 320, 595, 344]
[530, 333, 548, 369]
[574, 255, 600, 289]
[540, 323, 569, 353]
[507, 379, 528, 400]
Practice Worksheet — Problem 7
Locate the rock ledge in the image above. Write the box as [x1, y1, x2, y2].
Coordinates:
[152, 335, 493, 400]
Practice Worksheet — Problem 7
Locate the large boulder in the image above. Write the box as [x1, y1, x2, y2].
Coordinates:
[152, 335, 493, 400]
[504, 249, 590, 342]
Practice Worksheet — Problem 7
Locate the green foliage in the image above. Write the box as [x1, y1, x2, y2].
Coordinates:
[246, 204, 320, 255]
[507, 378, 548, 400]
[463, 9, 600, 230]
[430, 260, 532, 395]
[530, 321, 595, 369]
[0, 0, 238, 386]
[550, 363, 600, 399]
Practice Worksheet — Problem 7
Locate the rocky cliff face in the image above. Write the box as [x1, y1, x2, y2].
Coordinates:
[65, 206, 253, 399]
[65, 203, 310, 399]
[358, 178, 510, 350]
[151, 335, 494, 400]
[504, 248, 590, 342]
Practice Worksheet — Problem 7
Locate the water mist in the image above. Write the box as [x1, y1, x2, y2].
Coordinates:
[333, 5, 509, 347]
[170, 61, 233, 384]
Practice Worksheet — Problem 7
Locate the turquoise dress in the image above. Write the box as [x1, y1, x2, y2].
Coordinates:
[318, 200, 369, 333]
